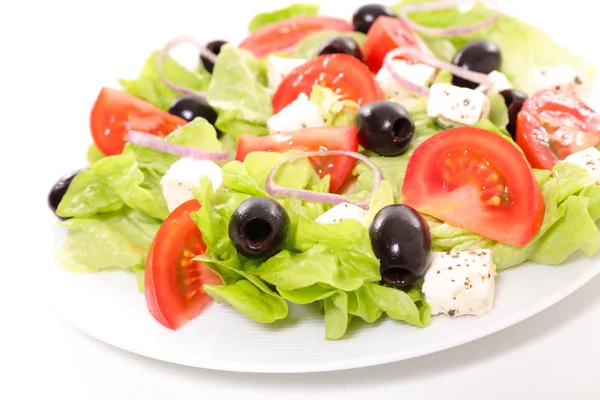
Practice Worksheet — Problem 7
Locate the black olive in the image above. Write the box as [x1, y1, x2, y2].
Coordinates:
[352, 3, 396, 34]
[229, 197, 290, 260]
[452, 40, 501, 89]
[48, 169, 83, 219]
[201, 40, 227, 73]
[168, 95, 222, 138]
[317, 36, 363, 61]
[355, 101, 415, 157]
[500, 88, 528, 140]
[369, 204, 432, 289]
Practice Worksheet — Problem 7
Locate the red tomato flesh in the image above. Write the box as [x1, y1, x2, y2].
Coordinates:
[272, 54, 383, 114]
[516, 90, 600, 170]
[363, 16, 431, 72]
[235, 126, 359, 193]
[239, 16, 353, 59]
[90, 87, 187, 156]
[145, 199, 221, 330]
[402, 127, 545, 246]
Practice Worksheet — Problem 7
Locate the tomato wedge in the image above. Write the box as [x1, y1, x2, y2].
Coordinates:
[239, 16, 353, 59]
[145, 199, 221, 330]
[90, 87, 187, 156]
[516, 90, 600, 170]
[363, 16, 431, 72]
[272, 54, 383, 114]
[235, 126, 359, 193]
[402, 127, 544, 246]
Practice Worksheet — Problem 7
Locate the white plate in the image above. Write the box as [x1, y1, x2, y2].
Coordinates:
[40, 0, 600, 374]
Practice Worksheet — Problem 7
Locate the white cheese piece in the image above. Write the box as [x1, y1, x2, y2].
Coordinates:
[315, 202, 367, 226]
[476, 70, 512, 93]
[266, 93, 325, 135]
[562, 147, 600, 183]
[533, 64, 585, 97]
[267, 55, 307, 91]
[160, 158, 222, 212]
[422, 249, 497, 317]
[427, 83, 491, 127]
[376, 59, 437, 107]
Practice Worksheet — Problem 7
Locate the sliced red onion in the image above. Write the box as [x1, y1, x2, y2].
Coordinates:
[156, 35, 216, 97]
[125, 131, 228, 161]
[265, 150, 383, 209]
[384, 46, 491, 96]
[399, 0, 500, 36]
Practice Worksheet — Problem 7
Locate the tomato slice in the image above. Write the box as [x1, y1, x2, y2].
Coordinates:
[239, 16, 353, 59]
[145, 199, 221, 330]
[363, 16, 431, 72]
[272, 54, 383, 114]
[90, 87, 187, 156]
[235, 126, 359, 193]
[402, 127, 545, 246]
[516, 90, 600, 170]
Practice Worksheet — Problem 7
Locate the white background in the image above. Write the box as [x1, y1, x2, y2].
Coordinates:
[2, 0, 600, 398]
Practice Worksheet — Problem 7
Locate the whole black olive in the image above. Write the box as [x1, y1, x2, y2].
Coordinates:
[201, 40, 227, 73]
[168, 95, 221, 137]
[452, 40, 501, 89]
[355, 101, 415, 157]
[369, 204, 432, 289]
[317, 36, 363, 61]
[48, 169, 83, 219]
[229, 197, 290, 259]
[500, 88, 528, 140]
[352, 4, 397, 34]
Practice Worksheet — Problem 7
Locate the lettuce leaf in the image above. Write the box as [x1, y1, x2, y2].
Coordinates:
[248, 3, 319, 32]
[119, 51, 210, 110]
[392, 0, 595, 93]
[309, 85, 359, 127]
[295, 30, 367, 59]
[206, 45, 272, 138]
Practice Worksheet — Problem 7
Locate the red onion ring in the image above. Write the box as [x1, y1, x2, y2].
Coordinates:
[399, 0, 500, 36]
[265, 150, 383, 209]
[156, 35, 216, 97]
[125, 131, 229, 161]
[384, 47, 491, 96]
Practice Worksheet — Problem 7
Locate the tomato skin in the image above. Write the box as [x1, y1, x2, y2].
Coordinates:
[235, 126, 359, 193]
[516, 90, 600, 170]
[272, 54, 383, 114]
[363, 16, 430, 72]
[145, 199, 221, 330]
[90, 87, 187, 156]
[402, 127, 545, 246]
[239, 16, 353, 59]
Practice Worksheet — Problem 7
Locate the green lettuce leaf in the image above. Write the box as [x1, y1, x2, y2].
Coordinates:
[295, 31, 367, 59]
[119, 51, 210, 110]
[309, 85, 359, 126]
[206, 45, 272, 138]
[392, 0, 595, 93]
[87, 144, 105, 166]
[323, 291, 350, 340]
[56, 169, 123, 218]
[248, 3, 319, 32]
[486, 92, 510, 130]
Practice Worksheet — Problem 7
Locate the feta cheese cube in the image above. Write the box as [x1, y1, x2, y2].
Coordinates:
[427, 83, 491, 127]
[562, 147, 600, 183]
[476, 70, 512, 93]
[422, 249, 496, 317]
[160, 158, 222, 212]
[267, 55, 307, 91]
[267, 93, 325, 135]
[376, 60, 437, 107]
[315, 202, 367, 226]
[533, 64, 585, 97]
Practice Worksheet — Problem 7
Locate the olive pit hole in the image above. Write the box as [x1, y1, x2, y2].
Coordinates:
[242, 218, 272, 248]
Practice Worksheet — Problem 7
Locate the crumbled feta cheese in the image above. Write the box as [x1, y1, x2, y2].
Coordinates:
[267, 55, 307, 91]
[376, 60, 437, 107]
[476, 70, 512, 93]
[315, 202, 367, 226]
[427, 83, 491, 127]
[533, 64, 585, 97]
[267, 93, 325, 135]
[422, 249, 496, 317]
[160, 158, 222, 212]
[562, 147, 600, 183]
